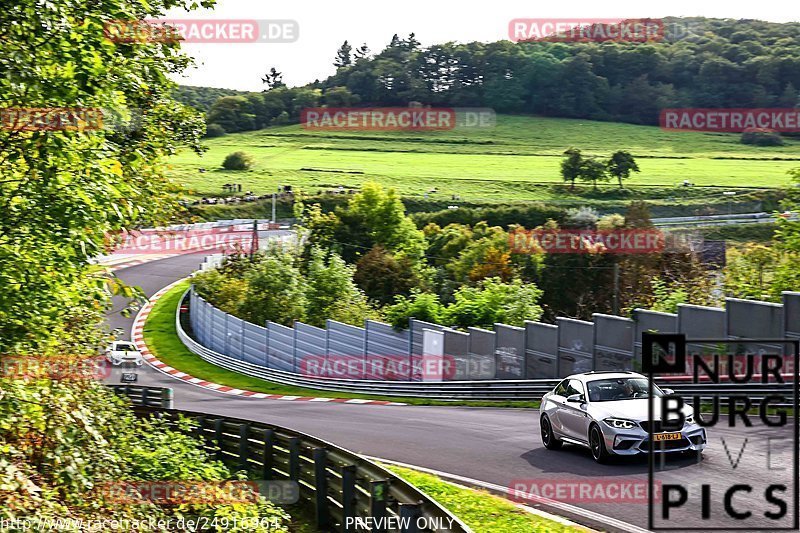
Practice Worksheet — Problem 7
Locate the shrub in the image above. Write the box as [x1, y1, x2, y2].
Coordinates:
[741, 128, 784, 146]
[412, 204, 565, 229]
[222, 151, 254, 170]
[204, 123, 226, 137]
[443, 277, 543, 329]
[564, 206, 600, 229]
[384, 290, 446, 329]
[271, 111, 290, 125]
[0, 380, 291, 530]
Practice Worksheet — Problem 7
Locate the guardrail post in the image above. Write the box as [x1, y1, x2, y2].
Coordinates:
[369, 480, 388, 533]
[214, 418, 224, 461]
[313, 448, 331, 528]
[194, 415, 206, 444]
[264, 321, 271, 369]
[262, 429, 275, 479]
[161, 388, 173, 409]
[341, 465, 356, 531]
[238, 423, 251, 472]
[288, 437, 301, 481]
[141, 387, 149, 406]
[399, 503, 422, 533]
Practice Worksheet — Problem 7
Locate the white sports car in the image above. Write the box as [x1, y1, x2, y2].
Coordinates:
[105, 341, 144, 366]
[539, 371, 706, 463]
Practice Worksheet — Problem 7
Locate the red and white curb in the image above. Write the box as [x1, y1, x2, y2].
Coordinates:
[130, 280, 406, 406]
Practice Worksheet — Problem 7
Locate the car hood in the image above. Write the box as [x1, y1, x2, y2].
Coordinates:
[111, 350, 141, 357]
[588, 399, 693, 422]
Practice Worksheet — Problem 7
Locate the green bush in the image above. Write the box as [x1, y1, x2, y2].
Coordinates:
[222, 151, 254, 170]
[741, 128, 784, 146]
[205, 123, 226, 138]
[412, 204, 565, 230]
[193, 246, 374, 328]
[0, 379, 290, 531]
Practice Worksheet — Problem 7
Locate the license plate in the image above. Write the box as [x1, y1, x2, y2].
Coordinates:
[653, 432, 682, 441]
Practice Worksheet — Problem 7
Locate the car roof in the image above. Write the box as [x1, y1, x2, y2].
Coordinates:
[567, 371, 644, 382]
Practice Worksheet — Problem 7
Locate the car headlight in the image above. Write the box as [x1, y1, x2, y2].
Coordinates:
[603, 418, 637, 430]
[685, 413, 694, 424]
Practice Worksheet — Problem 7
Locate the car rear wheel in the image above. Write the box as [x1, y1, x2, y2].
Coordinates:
[540, 416, 562, 450]
[589, 424, 610, 464]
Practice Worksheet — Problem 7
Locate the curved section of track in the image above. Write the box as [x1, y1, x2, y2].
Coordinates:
[105, 252, 786, 531]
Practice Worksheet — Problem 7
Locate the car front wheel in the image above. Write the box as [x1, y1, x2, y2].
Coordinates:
[589, 424, 610, 464]
[540, 416, 562, 450]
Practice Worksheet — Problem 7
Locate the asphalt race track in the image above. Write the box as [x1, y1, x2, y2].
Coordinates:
[105, 252, 798, 532]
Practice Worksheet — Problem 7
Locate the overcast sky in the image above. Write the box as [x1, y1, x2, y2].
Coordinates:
[166, 0, 799, 91]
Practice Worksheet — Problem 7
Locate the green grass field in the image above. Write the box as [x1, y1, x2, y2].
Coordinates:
[168, 115, 800, 203]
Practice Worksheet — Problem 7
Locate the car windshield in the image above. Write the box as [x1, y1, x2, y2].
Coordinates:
[116, 343, 136, 351]
[586, 378, 664, 402]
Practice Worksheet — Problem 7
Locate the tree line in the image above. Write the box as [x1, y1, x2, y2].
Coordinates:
[561, 149, 640, 188]
[180, 17, 800, 135]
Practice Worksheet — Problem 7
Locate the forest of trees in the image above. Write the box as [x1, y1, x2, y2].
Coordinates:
[174, 85, 249, 112]
[178, 17, 800, 135]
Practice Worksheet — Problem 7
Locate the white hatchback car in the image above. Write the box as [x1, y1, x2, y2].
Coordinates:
[106, 341, 144, 366]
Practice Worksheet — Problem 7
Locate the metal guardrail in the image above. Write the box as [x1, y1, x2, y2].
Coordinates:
[108, 384, 173, 408]
[652, 211, 798, 228]
[175, 289, 796, 402]
[112, 386, 471, 533]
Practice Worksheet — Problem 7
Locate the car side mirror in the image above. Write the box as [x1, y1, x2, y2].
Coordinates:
[566, 393, 585, 403]
[662, 388, 675, 395]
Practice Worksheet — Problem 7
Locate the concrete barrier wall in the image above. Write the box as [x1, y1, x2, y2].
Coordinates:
[188, 286, 798, 382]
[679, 304, 725, 358]
[593, 314, 634, 372]
[726, 298, 785, 355]
[784, 292, 800, 340]
[495, 324, 526, 379]
[633, 309, 678, 370]
[557, 318, 594, 377]
[525, 321, 558, 379]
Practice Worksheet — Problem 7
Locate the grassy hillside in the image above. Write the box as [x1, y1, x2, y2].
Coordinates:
[168, 115, 800, 202]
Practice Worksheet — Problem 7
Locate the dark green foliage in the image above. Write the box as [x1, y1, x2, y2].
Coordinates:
[204, 122, 226, 137]
[412, 204, 566, 229]
[222, 151, 254, 170]
[188, 17, 800, 130]
[174, 85, 248, 112]
[741, 128, 784, 146]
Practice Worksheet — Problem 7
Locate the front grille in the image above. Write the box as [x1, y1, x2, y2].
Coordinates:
[639, 420, 683, 433]
[639, 420, 663, 433]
